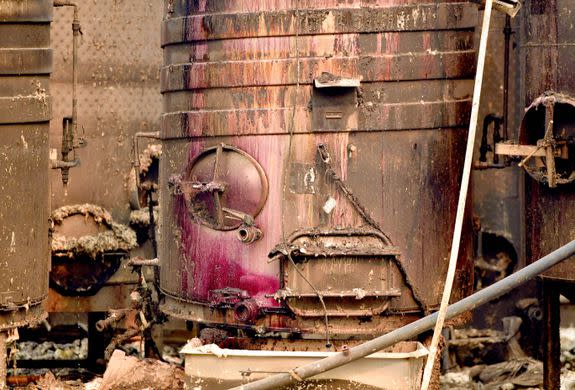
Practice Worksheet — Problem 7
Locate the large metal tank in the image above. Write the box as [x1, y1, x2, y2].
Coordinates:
[46, 0, 163, 312]
[520, 0, 575, 282]
[0, 0, 51, 330]
[160, 0, 477, 339]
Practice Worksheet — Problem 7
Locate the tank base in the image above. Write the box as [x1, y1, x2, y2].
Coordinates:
[161, 293, 427, 339]
[0, 302, 47, 332]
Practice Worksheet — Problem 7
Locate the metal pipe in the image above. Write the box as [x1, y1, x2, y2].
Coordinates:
[134, 131, 160, 139]
[50, 159, 79, 169]
[53, 0, 77, 7]
[104, 327, 140, 360]
[71, 5, 79, 143]
[95, 310, 129, 332]
[503, 15, 512, 140]
[233, 239, 575, 390]
[53, 1, 80, 187]
[127, 257, 160, 267]
[6, 375, 42, 387]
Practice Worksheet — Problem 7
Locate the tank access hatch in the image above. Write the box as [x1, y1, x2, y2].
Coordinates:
[270, 229, 402, 317]
[495, 93, 575, 188]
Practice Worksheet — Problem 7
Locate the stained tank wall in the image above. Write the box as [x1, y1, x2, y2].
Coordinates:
[159, 0, 478, 336]
[522, 0, 575, 281]
[0, 0, 52, 329]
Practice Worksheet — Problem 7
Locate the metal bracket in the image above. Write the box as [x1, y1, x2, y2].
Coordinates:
[495, 95, 572, 188]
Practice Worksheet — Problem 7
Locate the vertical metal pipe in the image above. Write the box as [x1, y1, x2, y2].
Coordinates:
[71, 6, 79, 146]
[53, 0, 80, 187]
[503, 15, 512, 140]
[542, 280, 561, 389]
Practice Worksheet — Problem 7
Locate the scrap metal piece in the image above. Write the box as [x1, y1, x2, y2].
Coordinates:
[208, 288, 251, 310]
[493, 0, 522, 17]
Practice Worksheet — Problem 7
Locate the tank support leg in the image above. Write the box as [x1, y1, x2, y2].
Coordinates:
[542, 279, 561, 390]
[0, 331, 7, 390]
[87, 312, 107, 374]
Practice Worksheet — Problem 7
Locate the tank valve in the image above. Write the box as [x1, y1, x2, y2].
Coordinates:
[234, 299, 261, 324]
[237, 225, 262, 244]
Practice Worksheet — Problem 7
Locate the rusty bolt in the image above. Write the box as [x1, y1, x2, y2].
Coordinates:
[348, 144, 357, 158]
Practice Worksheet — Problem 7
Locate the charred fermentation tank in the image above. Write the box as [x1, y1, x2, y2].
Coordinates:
[517, 0, 575, 282]
[46, 0, 162, 310]
[160, 1, 477, 339]
[0, 0, 51, 330]
[485, 2, 575, 385]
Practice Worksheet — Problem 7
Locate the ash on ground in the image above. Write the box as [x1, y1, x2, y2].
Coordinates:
[441, 326, 575, 390]
[9, 346, 186, 390]
[12, 339, 88, 361]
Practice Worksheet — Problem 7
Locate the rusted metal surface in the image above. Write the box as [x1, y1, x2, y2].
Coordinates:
[47, 0, 163, 314]
[46, 284, 137, 313]
[49, 204, 136, 295]
[521, 0, 575, 280]
[542, 279, 561, 389]
[160, 1, 476, 337]
[274, 229, 402, 317]
[49, 0, 162, 218]
[469, 10, 528, 334]
[0, 0, 52, 330]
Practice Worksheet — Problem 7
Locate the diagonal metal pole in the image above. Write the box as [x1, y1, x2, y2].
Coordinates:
[420, 1, 494, 388]
[231, 239, 575, 390]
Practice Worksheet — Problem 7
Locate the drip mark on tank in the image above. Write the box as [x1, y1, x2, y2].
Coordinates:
[21, 134, 28, 150]
[10, 232, 16, 253]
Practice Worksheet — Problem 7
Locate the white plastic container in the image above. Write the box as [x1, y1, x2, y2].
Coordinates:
[181, 341, 428, 389]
